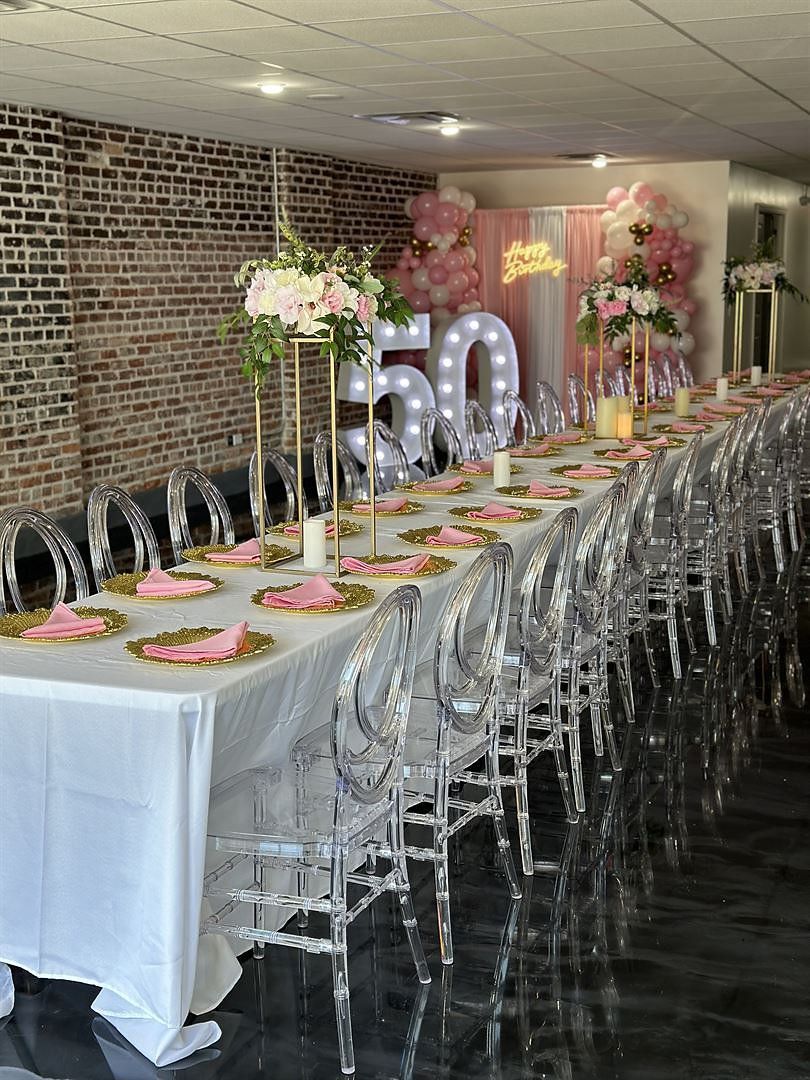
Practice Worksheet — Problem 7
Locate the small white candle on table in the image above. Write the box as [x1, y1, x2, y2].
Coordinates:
[493, 451, 511, 489]
[303, 519, 327, 569]
[595, 396, 618, 439]
[674, 387, 690, 417]
[750, 365, 762, 387]
[616, 411, 633, 439]
[716, 376, 729, 402]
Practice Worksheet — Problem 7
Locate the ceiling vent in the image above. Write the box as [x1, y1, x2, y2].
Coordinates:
[554, 152, 616, 162]
[354, 111, 460, 126]
[0, 0, 52, 10]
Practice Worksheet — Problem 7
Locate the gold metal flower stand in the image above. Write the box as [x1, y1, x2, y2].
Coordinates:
[730, 282, 779, 384]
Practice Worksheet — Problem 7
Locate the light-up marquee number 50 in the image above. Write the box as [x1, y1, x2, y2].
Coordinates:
[336, 315, 434, 466]
[425, 313, 520, 455]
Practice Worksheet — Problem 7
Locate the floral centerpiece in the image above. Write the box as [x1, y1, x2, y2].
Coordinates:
[722, 242, 807, 305]
[217, 222, 413, 384]
[576, 278, 678, 347]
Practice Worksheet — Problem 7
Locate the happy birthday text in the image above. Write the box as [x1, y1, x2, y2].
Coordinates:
[502, 241, 568, 284]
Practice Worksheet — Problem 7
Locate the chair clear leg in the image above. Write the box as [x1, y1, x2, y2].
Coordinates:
[485, 740, 523, 900]
[329, 854, 354, 1074]
[389, 785, 432, 984]
[433, 753, 454, 966]
[513, 699, 534, 876]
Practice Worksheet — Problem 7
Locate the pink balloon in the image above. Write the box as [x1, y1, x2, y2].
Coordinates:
[682, 298, 697, 315]
[435, 203, 458, 228]
[671, 258, 693, 282]
[668, 283, 685, 300]
[462, 287, 479, 304]
[664, 228, 676, 240]
[415, 192, 438, 218]
[413, 219, 433, 241]
[424, 249, 443, 268]
[659, 240, 672, 253]
[681, 240, 694, 255]
[401, 245, 412, 259]
[408, 257, 420, 269]
[397, 258, 409, 271]
[456, 209, 469, 228]
[653, 193, 667, 210]
[671, 245, 683, 258]
[645, 259, 659, 277]
[606, 186, 629, 210]
[428, 265, 448, 284]
[447, 296, 459, 312]
[447, 270, 469, 294]
[630, 182, 653, 206]
[445, 251, 465, 273]
[467, 267, 479, 288]
[410, 290, 430, 313]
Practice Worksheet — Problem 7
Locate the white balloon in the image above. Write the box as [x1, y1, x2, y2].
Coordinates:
[607, 220, 630, 246]
[642, 211, 656, 225]
[612, 333, 630, 350]
[430, 305, 451, 323]
[656, 213, 672, 229]
[437, 239, 451, 253]
[652, 332, 672, 352]
[596, 255, 616, 276]
[672, 309, 690, 331]
[616, 198, 638, 220]
[457, 303, 471, 314]
[467, 300, 482, 311]
[445, 229, 459, 244]
[429, 283, 450, 306]
[671, 210, 689, 229]
[465, 245, 477, 266]
[459, 191, 476, 213]
[404, 195, 415, 218]
[430, 232, 442, 246]
[600, 209, 617, 232]
[678, 331, 695, 356]
[604, 244, 627, 260]
[438, 185, 462, 205]
[644, 200, 658, 213]
[637, 242, 650, 258]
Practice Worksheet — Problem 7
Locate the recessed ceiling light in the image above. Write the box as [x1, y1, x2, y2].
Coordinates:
[440, 122, 460, 137]
[307, 92, 343, 101]
[591, 154, 609, 168]
[258, 82, 286, 96]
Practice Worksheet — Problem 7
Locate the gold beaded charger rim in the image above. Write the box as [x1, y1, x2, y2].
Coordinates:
[337, 499, 424, 516]
[737, 388, 786, 398]
[125, 626, 276, 667]
[396, 524, 501, 549]
[340, 553, 456, 578]
[268, 518, 364, 539]
[181, 543, 293, 568]
[531, 432, 592, 445]
[494, 484, 584, 500]
[101, 570, 224, 600]
[448, 504, 542, 523]
[396, 480, 474, 496]
[633, 403, 669, 416]
[550, 464, 621, 481]
[508, 445, 562, 459]
[448, 462, 524, 476]
[0, 606, 128, 643]
[249, 581, 375, 614]
[653, 422, 714, 434]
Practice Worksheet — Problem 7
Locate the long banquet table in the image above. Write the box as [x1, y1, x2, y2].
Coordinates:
[0, 398, 782, 1065]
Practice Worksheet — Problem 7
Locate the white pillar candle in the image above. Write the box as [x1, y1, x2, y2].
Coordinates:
[616, 411, 633, 439]
[716, 376, 729, 402]
[595, 396, 619, 439]
[493, 450, 511, 489]
[750, 365, 762, 387]
[303, 519, 327, 569]
[674, 387, 690, 417]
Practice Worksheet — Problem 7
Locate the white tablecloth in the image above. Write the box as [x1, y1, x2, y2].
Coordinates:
[0, 403, 749, 1064]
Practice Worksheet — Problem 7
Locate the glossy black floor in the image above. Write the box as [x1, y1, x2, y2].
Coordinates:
[3, 551, 809, 1080]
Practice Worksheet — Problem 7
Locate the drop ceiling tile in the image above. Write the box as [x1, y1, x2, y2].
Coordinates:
[173, 25, 348, 54]
[621, 61, 738, 85]
[27, 63, 162, 86]
[316, 12, 500, 45]
[642, 0, 810, 18]
[242, 0, 442, 18]
[575, 45, 715, 69]
[743, 57, 810, 78]
[471, 0, 657, 34]
[123, 56, 283, 78]
[392, 35, 541, 62]
[342, 65, 466, 85]
[715, 37, 810, 60]
[253, 47, 385, 72]
[83, 1, 289, 34]
[680, 13, 810, 43]
[0, 9, 140, 44]
[0, 43, 97, 69]
[41, 36, 221, 63]
[523, 24, 686, 54]
[437, 55, 578, 78]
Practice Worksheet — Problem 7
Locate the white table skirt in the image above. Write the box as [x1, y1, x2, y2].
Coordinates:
[0, 403, 760, 1064]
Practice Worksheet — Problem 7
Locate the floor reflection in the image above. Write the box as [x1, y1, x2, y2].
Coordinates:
[2, 553, 809, 1079]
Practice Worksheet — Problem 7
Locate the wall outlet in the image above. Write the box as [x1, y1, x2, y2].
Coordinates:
[227, 433, 244, 447]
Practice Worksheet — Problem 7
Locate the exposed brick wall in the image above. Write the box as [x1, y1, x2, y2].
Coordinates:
[0, 102, 435, 517]
[0, 104, 83, 514]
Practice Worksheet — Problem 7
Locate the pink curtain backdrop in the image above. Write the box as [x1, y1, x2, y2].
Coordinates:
[473, 209, 531, 390]
[564, 205, 607, 392]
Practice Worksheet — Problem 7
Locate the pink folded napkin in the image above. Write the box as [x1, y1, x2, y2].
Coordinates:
[529, 480, 572, 497]
[622, 436, 669, 447]
[460, 459, 492, 474]
[511, 443, 552, 456]
[21, 602, 106, 639]
[426, 525, 482, 546]
[728, 396, 752, 405]
[605, 445, 652, 460]
[341, 554, 430, 575]
[671, 422, 708, 433]
[756, 387, 786, 397]
[467, 502, 522, 520]
[205, 538, 261, 563]
[413, 477, 466, 492]
[545, 432, 582, 444]
[705, 404, 745, 415]
[262, 574, 344, 610]
[696, 411, 722, 422]
[351, 497, 408, 513]
[135, 568, 215, 596]
[563, 464, 615, 478]
[283, 522, 336, 537]
[142, 621, 249, 662]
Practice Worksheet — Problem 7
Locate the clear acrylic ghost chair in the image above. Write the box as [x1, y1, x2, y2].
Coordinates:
[609, 364, 633, 400]
[534, 381, 566, 436]
[365, 419, 412, 493]
[567, 373, 595, 427]
[313, 430, 365, 512]
[726, 404, 765, 594]
[249, 445, 306, 532]
[502, 389, 536, 447]
[754, 391, 801, 573]
[464, 399, 499, 460]
[393, 543, 521, 964]
[167, 466, 234, 565]
[419, 407, 465, 478]
[605, 462, 644, 724]
[205, 585, 429, 1076]
[675, 352, 695, 388]
[490, 509, 580, 874]
[86, 484, 160, 590]
[647, 433, 703, 677]
[0, 507, 89, 615]
[781, 387, 810, 553]
[659, 355, 677, 396]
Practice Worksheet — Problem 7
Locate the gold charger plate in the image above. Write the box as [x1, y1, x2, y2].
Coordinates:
[397, 524, 501, 549]
[448, 504, 542, 523]
[509, 446, 561, 459]
[182, 543, 293, 568]
[125, 626, 275, 667]
[622, 435, 685, 448]
[250, 581, 375, 614]
[396, 480, 474, 496]
[634, 403, 669, 416]
[592, 448, 657, 459]
[102, 570, 224, 600]
[495, 484, 584, 500]
[340, 554, 456, 578]
[550, 464, 621, 481]
[449, 463, 524, 476]
[533, 433, 592, 445]
[738, 388, 786, 398]
[0, 606, 128, 643]
[338, 499, 424, 516]
[653, 422, 714, 434]
[269, 518, 363, 539]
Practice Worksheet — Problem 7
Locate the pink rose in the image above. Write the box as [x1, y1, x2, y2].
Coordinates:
[323, 289, 343, 314]
[356, 294, 372, 322]
[595, 299, 627, 320]
[275, 285, 302, 326]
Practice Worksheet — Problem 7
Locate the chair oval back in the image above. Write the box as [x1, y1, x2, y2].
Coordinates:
[249, 446, 304, 532]
[708, 420, 740, 526]
[419, 408, 464, 478]
[675, 353, 695, 388]
[628, 449, 666, 573]
[657, 356, 676, 397]
[567, 373, 595, 426]
[87, 485, 160, 590]
[0, 507, 89, 615]
[534, 381, 565, 435]
[464, 400, 498, 460]
[518, 507, 578, 679]
[331, 584, 421, 807]
[610, 365, 633, 399]
[502, 390, 536, 447]
[670, 432, 703, 544]
[366, 419, 410, 494]
[573, 481, 626, 633]
[434, 542, 513, 737]
[313, 430, 364, 512]
[167, 466, 234, 565]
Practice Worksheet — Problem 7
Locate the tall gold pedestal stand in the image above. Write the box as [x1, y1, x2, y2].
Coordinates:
[630, 320, 651, 435]
[730, 282, 779, 384]
[254, 337, 377, 577]
[584, 324, 606, 435]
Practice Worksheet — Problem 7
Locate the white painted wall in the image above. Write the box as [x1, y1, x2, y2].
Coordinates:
[440, 161, 732, 380]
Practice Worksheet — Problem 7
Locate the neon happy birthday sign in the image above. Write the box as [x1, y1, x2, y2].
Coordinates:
[502, 240, 567, 284]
